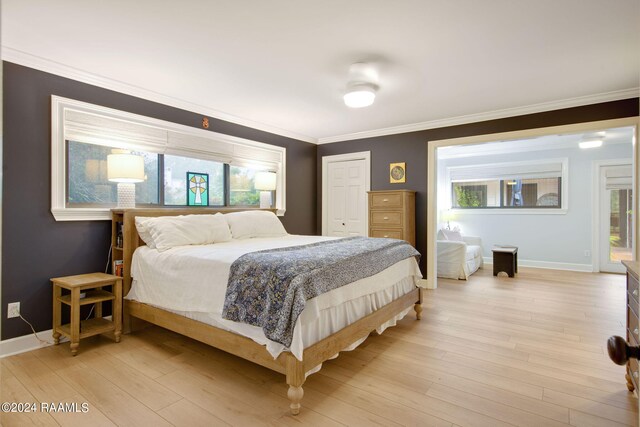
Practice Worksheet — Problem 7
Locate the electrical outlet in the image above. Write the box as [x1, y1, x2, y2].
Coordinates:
[7, 302, 20, 318]
[584, 250, 591, 257]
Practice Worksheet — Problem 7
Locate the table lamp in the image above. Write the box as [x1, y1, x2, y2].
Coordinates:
[441, 209, 455, 230]
[107, 153, 145, 208]
[254, 171, 277, 209]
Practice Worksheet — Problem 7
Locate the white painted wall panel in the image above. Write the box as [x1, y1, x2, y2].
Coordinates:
[438, 143, 632, 266]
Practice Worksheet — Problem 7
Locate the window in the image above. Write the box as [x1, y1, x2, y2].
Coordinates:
[448, 159, 567, 212]
[452, 181, 494, 208]
[452, 178, 561, 208]
[52, 96, 286, 220]
[229, 166, 260, 207]
[164, 155, 224, 206]
[66, 141, 268, 208]
[67, 141, 159, 206]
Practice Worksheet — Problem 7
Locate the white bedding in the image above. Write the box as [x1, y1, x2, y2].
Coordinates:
[127, 235, 422, 361]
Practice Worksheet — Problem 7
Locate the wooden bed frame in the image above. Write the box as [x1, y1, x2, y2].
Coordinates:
[114, 207, 423, 415]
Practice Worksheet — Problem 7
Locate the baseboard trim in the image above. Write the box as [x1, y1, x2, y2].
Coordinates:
[0, 315, 113, 358]
[0, 328, 67, 358]
[482, 257, 594, 272]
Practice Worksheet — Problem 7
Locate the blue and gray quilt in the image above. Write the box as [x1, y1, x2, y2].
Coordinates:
[222, 236, 420, 347]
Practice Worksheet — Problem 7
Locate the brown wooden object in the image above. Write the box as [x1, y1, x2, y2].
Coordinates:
[367, 190, 416, 247]
[492, 246, 518, 277]
[112, 207, 422, 415]
[51, 272, 122, 356]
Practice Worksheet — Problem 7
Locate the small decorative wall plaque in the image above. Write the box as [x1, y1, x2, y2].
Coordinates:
[187, 172, 209, 206]
[389, 162, 406, 183]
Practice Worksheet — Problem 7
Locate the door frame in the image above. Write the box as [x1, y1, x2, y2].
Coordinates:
[427, 117, 640, 289]
[593, 160, 634, 273]
[321, 151, 371, 236]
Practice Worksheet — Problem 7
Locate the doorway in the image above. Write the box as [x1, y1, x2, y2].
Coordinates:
[598, 163, 633, 273]
[321, 152, 371, 237]
[427, 117, 639, 289]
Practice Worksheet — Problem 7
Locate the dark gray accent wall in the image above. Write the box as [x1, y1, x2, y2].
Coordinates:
[317, 98, 640, 274]
[1, 62, 317, 340]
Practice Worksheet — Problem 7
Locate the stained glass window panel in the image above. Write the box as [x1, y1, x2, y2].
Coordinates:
[164, 155, 224, 206]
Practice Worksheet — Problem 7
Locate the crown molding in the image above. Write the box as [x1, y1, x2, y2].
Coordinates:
[3, 46, 637, 147]
[0, 46, 317, 144]
[317, 88, 640, 144]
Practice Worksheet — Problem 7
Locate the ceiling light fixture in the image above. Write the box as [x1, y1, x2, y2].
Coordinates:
[579, 131, 606, 149]
[344, 63, 379, 108]
[579, 139, 603, 149]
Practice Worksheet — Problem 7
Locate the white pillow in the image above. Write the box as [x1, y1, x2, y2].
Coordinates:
[441, 229, 464, 242]
[135, 217, 157, 249]
[437, 229, 446, 241]
[144, 213, 232, 252]
[225, 211, 287, 239]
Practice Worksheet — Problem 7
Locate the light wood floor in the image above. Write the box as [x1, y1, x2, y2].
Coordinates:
[1, 267, 638, 426]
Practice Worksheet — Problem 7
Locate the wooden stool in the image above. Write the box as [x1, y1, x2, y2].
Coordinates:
[51, 273, 122, 356]
[492, 246, 518, 278]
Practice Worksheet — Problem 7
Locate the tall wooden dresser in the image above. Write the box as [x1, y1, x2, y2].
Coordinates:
[622, 260, 640, 392]
[367, 190, 416, 247]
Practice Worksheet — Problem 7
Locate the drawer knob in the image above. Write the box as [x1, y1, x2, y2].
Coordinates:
[635, 372, 639, 379]
[383, 235, 389, 238]
[634, 289, 638, 297]
[383, 198, 389, 202]
[635, 328, 639, 336]
[608, 335, 640, 364]
[383, 216, 389, 220]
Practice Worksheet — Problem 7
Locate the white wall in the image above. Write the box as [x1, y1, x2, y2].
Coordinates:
[437, 142, 632, 269]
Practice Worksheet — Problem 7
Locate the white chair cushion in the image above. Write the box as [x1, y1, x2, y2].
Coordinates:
[465, 245, 482, 261]
[440, 229, 464, 242]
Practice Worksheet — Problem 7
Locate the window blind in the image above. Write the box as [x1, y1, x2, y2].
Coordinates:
[449, 161, 563, 182]
[605, 166, 632, 190]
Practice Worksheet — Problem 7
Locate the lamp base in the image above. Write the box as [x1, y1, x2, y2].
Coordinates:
[259, 191, 272, 209]
[116, 183, 136, 208]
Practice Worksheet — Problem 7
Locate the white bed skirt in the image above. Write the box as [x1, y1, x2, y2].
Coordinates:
[127, 236, 422, 364]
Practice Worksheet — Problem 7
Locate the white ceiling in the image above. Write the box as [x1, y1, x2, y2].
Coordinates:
[2, 1, 639, 144]
[438, 126, 635, 159]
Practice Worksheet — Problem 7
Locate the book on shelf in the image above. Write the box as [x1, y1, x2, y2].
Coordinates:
[113, 260, 124, 277]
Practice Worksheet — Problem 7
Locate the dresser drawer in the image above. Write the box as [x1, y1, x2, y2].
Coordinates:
[370, 228, 403, 239]
[370, 193, 403, 209]
[370, 211, 403, 227]
[629, 272, 639, 303]
[630, 357, 639, 390]
[628, 305, 639, 342]
[630, 288, 639, 316]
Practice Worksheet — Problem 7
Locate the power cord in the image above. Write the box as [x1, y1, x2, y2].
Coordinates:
[18, 244, 114, 347]
[105, 244, 113, 273]
[18, 313, 53, 346]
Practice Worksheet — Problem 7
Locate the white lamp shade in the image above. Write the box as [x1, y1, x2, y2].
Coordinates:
[441, 210, 455, 222]
[344, 83, 376, 108]
[107, 154, 145, 183]
[254, 171, 277, 191]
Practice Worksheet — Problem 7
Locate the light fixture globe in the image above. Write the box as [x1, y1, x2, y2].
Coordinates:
[344, 83, 377, 108]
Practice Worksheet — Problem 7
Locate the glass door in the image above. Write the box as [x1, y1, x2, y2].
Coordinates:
[600, 165, 633, 273]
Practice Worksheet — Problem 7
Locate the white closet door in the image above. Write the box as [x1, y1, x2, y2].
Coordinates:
[327, 159, 367, 237]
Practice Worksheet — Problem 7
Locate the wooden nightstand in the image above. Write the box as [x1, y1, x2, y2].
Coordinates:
[51, 273, 122, 356]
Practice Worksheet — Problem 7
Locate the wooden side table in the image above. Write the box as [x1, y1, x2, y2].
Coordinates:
[51, 272, 122, 356]
[492, 246, 518, 278]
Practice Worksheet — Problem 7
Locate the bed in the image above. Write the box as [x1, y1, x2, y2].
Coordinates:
[116, 207, 423, 415]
